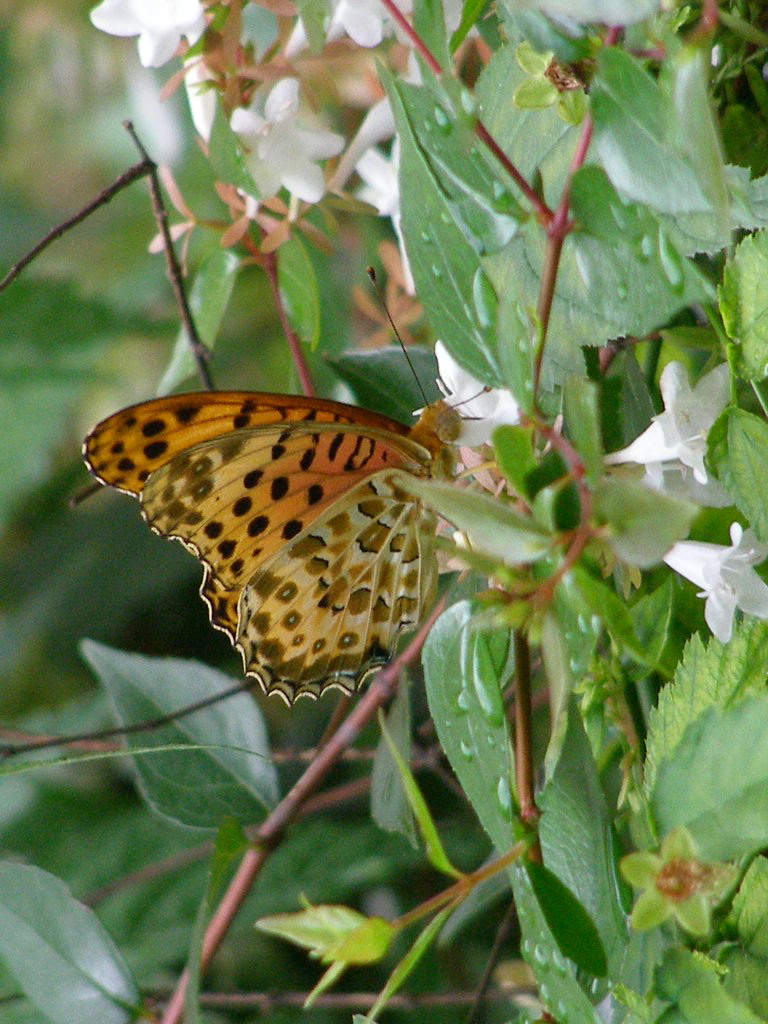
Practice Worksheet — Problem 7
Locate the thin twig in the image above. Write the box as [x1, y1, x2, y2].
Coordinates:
[465, 899, 519, 1024]
[194, 987, 517, 1011]
[123, 121, 214, 391]
[0, 679, 260, 759]
[0, 159, 154, 292]
[533, 111, 594, 395]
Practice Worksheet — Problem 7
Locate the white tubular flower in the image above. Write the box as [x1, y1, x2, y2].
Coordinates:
[605, 361, 729, 503]
[184, 58, 217, 141]
[356, 146, 399, 217]
[230, 79, 344, 205]
[664, 523, 768, 643]
[285, 0, 412, 56]
[90, 0, 206, 68]
[356, 140, 415, 294]
[432, 341, 520, 446]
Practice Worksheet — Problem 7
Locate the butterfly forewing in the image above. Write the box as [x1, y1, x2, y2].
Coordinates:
[84, 391, 413, 496]
[83, 391, 453, 703]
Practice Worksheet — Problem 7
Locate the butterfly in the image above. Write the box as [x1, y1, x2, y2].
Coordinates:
[83, 391, 459, 704]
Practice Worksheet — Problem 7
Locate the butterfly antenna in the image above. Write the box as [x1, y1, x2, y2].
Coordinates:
[367, 266, 430, 408]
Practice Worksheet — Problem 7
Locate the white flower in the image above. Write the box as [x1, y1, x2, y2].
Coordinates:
[285, 0, 412, 57]
[356, 140, 415, 294]
[432, 341, 519, 446]
[184, 58, 217, 141]
[664, 523, 768, 643]
[230, 79, 344, 205]
[90, 0, 206, 68]
[605, 361, 729, 503]
[357, 145, 399, 217]
[641, 462, 731, 508]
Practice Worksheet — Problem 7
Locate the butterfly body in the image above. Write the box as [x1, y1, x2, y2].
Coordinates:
[84, 391, 455, 703]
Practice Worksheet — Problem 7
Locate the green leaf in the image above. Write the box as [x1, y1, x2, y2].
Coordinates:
[593, 477, 697, 568]
[0, 279, 157, 525]
[378, 711, 461, 878]
[398, 475, 551, 564]
[729, 856, 768, 958]
[720, 946, 768, 1020]
[567, 167, 715, 332]
[257, 903, 393, 964]
[718, 408, 768, 540]
[159, 248, 241, 392]
[721, 856, 768, 1012]
[656, 948, 764, 1024]
[385, 72, 510, 386]
[652, 693, 768, 860]
[328, 347, 441, 423]
[505, 0, 657, 21]
[329, 916, 395, 964]
[525, 860, 607, 978]
[81, 641, 278, 830]
[563, 375, 604, 484]
[629, 577, 675, 674]
[667, 45, 730, 251]
[209, 103, 261, 195]
[294, 0, 328, 54]
[591, 48, 711, 217]
[570, 566, 647, 665]
[645, 619, 768, 790]
[277, 233, 320, 346]
[509, 861, 604, 1024]
[371, 684, 417, 845]
[720, 231, 768, 381]
[0, 863, 140, 1024]
[496, 282, 536, 413]
[450, 0, 489, 51]
[412, 0, 451, 69]
[492, 424, 536, 494]
[538, 701, 630, 980]
[423, 601, 515, 853]
[604, 348, 655, 450]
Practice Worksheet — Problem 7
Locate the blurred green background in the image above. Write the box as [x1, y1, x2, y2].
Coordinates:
[0, 10, 495, 1020]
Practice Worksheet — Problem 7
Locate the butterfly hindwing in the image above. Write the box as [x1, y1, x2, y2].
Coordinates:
[234, 472, 439, 702]
[139, 422, 433, 591]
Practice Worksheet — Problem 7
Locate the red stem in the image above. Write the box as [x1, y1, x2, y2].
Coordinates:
[160, 600, 445, 1024]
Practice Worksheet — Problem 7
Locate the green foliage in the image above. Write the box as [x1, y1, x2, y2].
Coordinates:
[0, 863, 141, 1023]
[81, 642, 279, 829]
[4, 1, 768, 1022]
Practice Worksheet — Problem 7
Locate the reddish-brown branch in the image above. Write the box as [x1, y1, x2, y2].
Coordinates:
[533, 111, 594, 395]
[160, 599, 445, 1024]
[513, 631, 537, 826]
[689, 0, 719, 43]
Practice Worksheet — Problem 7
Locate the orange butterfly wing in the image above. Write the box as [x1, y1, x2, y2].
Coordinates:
[84, 392, 453, 702]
